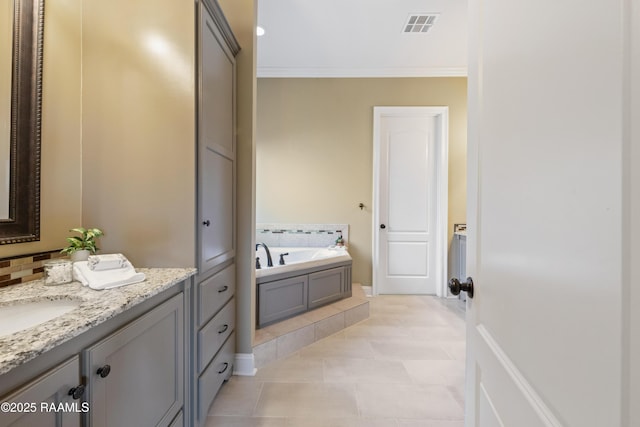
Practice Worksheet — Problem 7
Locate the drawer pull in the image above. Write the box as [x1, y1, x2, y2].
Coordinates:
[218, 285, 229, 293]
[68, 384, 85, 400]
[218, 362, 229, 374]
[218, 324, 229, 334]
[96, 364, 111, 378]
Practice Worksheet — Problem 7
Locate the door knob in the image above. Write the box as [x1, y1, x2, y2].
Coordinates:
[380, 224, 386, 229]
[448, 277, 474, 298]
[203, 220, 211, 227]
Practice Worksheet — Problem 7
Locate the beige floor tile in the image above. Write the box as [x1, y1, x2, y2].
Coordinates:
[297, 335, 376, 359]
[254, 382, 359, 418]
[205, 416, 288, 427]
[396, 420, 465, 427]
[323, 357, 412, 383]
[285, 417, 398, 427]
[208, 380, 263, 416]
[211, 294, 467, 425]
[315, 312, 346, 340]
[255, 354, 324, 382]
[276, 324, 315, 358]
[368, 339, 453, 360]
[356, 383, 464, 420]
[402, 360, 466, 386]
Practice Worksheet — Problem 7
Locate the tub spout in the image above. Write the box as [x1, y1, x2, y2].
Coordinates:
[256, 243, 273, 267]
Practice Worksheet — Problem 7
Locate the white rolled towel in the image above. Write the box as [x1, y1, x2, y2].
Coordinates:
[87, 253, 128, 271]
[73, 260, 145, 290]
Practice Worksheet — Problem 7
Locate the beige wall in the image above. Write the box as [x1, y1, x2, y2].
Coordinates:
[0, 0, 196, 267]
[256, 77, 467, 285]
[0, 0, 83, 259]
[80, 0, 196, 267]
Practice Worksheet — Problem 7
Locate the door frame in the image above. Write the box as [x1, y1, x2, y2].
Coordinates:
[372, 106, 449, 297]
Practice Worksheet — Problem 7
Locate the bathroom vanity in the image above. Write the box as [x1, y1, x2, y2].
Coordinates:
[0, 269, 195, 427]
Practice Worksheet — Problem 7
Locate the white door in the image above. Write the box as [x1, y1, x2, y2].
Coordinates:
[373, 107, 448, 295]
[463, 1, 637, 426]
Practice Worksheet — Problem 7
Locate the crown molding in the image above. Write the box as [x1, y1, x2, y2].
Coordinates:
[256, 66, 467, 78]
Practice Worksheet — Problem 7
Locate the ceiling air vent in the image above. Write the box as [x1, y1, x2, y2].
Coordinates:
[403, 14, 439, 33]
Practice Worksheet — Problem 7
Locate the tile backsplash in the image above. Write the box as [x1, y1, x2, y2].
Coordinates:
[0, 250, 66, 288]
[256, 223, 349, 248]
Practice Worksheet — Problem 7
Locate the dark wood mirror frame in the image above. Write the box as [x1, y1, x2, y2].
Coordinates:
[1, 0, 44, 244]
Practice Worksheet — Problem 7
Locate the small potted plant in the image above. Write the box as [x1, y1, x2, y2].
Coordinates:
[61, 227, 104, 262]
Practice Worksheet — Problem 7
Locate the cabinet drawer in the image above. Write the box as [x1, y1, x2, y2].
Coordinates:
[198, 332, 234, 423]
[198, 298, 235, 373]
[308, 267, 344, 309]
[199, 263, 235, 326]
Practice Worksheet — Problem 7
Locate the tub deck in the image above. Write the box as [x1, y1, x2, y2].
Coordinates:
[253, 283, 369, 368]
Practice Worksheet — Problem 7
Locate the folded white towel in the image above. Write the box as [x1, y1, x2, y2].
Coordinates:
[73, 260, 145, 290]
[87, 253, 128, 271]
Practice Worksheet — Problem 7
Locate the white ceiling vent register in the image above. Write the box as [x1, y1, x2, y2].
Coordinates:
[403, 14, 439, 33]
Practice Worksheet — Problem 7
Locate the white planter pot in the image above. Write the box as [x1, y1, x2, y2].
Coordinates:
[70, 249, 90, 262]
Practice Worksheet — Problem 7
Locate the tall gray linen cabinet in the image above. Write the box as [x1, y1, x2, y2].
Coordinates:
[191, 1, 239, 426]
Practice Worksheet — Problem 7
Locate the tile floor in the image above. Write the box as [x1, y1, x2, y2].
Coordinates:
[207, 293, 467, 427]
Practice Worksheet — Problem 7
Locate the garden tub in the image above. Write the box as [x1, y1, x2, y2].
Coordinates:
[255, 246, 353, 327]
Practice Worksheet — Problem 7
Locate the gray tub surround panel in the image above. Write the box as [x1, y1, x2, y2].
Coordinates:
[256, 223, 349, 247]
[257, 260, 353, 328]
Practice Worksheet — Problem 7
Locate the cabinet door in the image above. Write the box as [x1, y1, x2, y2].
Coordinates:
[85, 294, 184, 427]
[198, 2, 236, 275]
[0, 357, 82, 427]
[308, 267, 344, 309]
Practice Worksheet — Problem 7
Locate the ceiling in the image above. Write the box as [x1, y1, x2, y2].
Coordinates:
[256, 0, 468, 78]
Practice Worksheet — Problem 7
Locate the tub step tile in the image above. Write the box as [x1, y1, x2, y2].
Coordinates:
[253, 284, 370, 368]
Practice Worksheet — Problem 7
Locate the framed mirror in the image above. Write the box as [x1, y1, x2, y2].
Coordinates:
[0, 0, 44, 244]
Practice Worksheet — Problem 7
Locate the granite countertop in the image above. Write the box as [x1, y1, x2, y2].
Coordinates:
[0, 268, 196, 376]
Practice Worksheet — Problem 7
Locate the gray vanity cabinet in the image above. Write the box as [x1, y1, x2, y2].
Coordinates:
[0, 357, 82, 427]
[84, 293, 184, 427]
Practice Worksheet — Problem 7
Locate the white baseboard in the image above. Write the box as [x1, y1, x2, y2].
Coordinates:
[233, 353, 257, 376]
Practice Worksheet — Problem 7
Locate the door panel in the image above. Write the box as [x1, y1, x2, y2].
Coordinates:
[198, 2, 236, 275]
[374, 107, 444, 295]
[387, 242, 428, 276]
[466, 0, 629, 425]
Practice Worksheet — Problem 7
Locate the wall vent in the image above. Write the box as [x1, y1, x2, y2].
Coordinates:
[403, 14, 439, 33]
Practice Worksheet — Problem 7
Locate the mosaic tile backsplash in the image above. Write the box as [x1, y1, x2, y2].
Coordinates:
[0, 250, 67, 288]
[256, 223, 349, 248]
